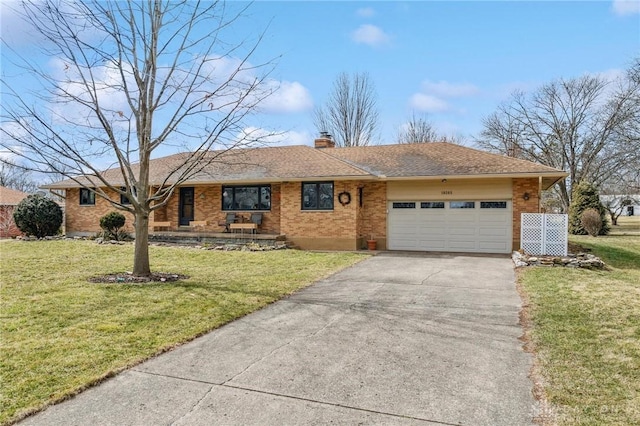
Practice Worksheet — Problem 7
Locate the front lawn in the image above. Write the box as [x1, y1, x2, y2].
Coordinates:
[519, 217, 640, 425]
[0, 240, 366, 425]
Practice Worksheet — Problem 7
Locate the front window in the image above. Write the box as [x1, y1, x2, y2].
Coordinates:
[79, 188, 95, 205]
[120, 187, 135, 205]
[302, 182, 334, 210]
[222, 185, 271, 211]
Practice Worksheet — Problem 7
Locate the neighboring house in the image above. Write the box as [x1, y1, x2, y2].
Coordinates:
[42, 136, 567, 254]
[601, 194, 640, 217]
[0, 186, 29, 238]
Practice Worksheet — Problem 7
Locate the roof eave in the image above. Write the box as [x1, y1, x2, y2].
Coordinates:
[42, 171, 568, 188]
[41, 174, 379, 189]
[381, 171, 568, 182]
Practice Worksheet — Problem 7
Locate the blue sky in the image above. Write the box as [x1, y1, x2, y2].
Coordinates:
[246, 0, 639, 144]
[1, 0, 639, 155]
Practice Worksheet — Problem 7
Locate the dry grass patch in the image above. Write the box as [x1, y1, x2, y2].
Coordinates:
[0, 240, 366, 425]
[520, 230, 640, 425]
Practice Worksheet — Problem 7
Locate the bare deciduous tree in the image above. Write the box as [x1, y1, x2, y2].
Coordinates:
[396, 113, 439, 144]
[476, 69, 640, 212]
[0, 0, 277, 276]
[314, 72, 379, 147]
[396, 113, 465, 144]
[0, 160, 39, 193]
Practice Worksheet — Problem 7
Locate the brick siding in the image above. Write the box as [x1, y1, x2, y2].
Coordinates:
[512, 178, 541, 250]
[357, 181, 387, 249]
[64, 178, 539, 252]
[65, 188, 135, 235]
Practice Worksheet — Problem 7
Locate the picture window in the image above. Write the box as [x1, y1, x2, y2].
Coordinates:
[222, 185, 271, 211]
[302, 182, 334, 210]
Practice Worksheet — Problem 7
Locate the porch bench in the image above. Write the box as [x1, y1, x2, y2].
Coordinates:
[150, 221, 171, 231]
[229, 223, 257, 233]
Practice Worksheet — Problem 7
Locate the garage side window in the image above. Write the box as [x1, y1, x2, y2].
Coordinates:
[79, 188, 95, 205]
[421, 202, 444, 209]
[450, 201, 475, 209]
[302, 182, 333, 210]
[480, 201, 507, 208]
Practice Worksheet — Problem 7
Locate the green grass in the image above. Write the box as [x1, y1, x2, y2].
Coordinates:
[0, 240, 366, 425]
[519, 219, 640, 425]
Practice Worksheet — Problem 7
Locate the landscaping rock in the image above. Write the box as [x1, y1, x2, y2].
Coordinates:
[512, 251, 606, 270]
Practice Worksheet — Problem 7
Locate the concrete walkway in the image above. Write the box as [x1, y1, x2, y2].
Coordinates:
[21, 253, 536, 425]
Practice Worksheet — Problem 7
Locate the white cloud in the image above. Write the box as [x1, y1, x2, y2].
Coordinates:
[409, 79, 480, 113]
[419, 80, 480, 98]
[596, 68, 626, 83]
[351, 24, 391, 48]
[356, 7, 375, 18]
[409, 94, 450, 113]
[236, 127, 311, 146]
[612, 0, 640, 16]
[259, 81, 313, 114]
[0, 1, 105, 49]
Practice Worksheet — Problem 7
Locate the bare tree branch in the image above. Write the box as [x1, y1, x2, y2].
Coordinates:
[313, 72, 379, 147]
[0, 160, 39, 193]
[0, 0, 278, 276]
[476, 70, 640, 212]
[396, 112, 465, 144]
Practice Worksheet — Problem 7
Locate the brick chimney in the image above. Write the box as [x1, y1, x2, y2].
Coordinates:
[314, 131, 335, 149]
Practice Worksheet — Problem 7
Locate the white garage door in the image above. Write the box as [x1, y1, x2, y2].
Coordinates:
[388, 200, 512, 254]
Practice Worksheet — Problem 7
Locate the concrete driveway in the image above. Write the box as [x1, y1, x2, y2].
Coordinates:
[21, 253, 536, 425]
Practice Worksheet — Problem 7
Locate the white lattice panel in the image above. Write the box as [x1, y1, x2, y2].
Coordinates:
[521, 213, 568, 256]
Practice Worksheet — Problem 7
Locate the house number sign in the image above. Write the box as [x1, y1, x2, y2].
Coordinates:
[441, 191, 453, 195]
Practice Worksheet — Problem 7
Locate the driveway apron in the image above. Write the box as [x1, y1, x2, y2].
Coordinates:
[21, 253, 536, 425]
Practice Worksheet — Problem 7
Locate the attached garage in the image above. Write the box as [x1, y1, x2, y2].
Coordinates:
[387, 200, 512, 253]
[386, 179, 514, 254]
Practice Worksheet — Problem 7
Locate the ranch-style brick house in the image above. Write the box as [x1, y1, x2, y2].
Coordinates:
[44, 136, 567, 253]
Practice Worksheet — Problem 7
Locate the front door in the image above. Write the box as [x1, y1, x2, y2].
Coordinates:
[179, 187, 194, 226]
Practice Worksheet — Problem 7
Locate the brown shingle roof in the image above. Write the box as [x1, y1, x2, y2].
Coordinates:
[325, 142, 564, 177]
[43, 142, 567, 189]
[0, 186, 30, 206]
[44, 146, 371, 188]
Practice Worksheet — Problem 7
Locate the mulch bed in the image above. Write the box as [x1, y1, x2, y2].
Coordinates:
[88, 272, 188, 284]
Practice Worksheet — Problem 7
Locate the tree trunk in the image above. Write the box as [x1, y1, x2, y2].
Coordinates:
[133, 211, 151, 276]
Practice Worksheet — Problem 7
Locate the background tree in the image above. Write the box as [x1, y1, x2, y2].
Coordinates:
[13, 194, 63, 238]
[0, 160, 39, 193]
[396, 113, 465, 144]
[477, 64, 640, 212]
[568, 181, 610, 235]
[314, 72, 379, 147]
[1, 1, 276, 276]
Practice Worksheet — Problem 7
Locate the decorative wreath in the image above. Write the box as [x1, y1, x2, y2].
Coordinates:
[338, 191, 351, 206]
